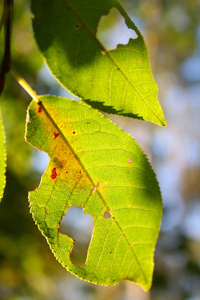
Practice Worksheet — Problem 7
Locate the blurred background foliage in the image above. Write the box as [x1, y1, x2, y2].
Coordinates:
[0, 0, 200, 299]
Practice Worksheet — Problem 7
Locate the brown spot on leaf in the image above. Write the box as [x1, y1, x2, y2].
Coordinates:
[50, 167, 57, 179]
[128, 158, 132, 164]
[73, 131, 76, 134]
[104, 211, 112, 219]
[53, 132, 60, 139]
[75, 23, 81, 29]
[53, 157, 63, 168]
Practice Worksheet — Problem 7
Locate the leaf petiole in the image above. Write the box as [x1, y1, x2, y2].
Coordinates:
[10, 65, 39, 103]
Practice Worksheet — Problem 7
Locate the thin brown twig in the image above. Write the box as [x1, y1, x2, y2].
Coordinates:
[0, 0, 13, 94]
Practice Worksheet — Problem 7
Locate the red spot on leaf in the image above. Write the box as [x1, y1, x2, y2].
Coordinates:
[53, 132, 60, 139]
[50, 167, 57, 179]
[38, 106, 42, 113]
[128, 158, 132, 164]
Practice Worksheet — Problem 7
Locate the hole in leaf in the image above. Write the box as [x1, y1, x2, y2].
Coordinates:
[128, 158, 132, 164]
[31, 150, 49, 173]
[90, 187, 96, 194]
[104, 211, 112, 219]
[96, 7, 138, 51]
[100, 50, 106, 56]
[96, 182, 100, 188]
[59, 206, 94, 266]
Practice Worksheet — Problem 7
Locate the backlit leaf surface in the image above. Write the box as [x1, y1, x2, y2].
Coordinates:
[0, 108, 6, 202]
[31, 0, 166, 126]
[26, 95, 162, 290]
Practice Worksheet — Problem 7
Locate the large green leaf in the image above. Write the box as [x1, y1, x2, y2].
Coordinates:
[26, 95, 162, 290]
[31, 0, 166, 126]
[0, 108, 6, 202]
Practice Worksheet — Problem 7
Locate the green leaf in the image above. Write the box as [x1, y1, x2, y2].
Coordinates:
[0, 107, 6, 202]
[31, 0, 166, 126]
[26, 95, 162, 290]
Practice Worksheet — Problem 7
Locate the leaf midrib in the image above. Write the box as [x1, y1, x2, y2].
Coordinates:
[62, 0, 165, 126]
[39, 98, 148, 285]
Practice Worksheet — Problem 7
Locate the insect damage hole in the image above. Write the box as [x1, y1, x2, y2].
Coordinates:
[90, 187, 96, 194]
[96, 7, 138, 51]
[59, 206, 94, 266]
[128, 157, 132, 164]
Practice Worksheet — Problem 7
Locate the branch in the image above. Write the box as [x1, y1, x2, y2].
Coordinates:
[0, 0, 13, 94]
